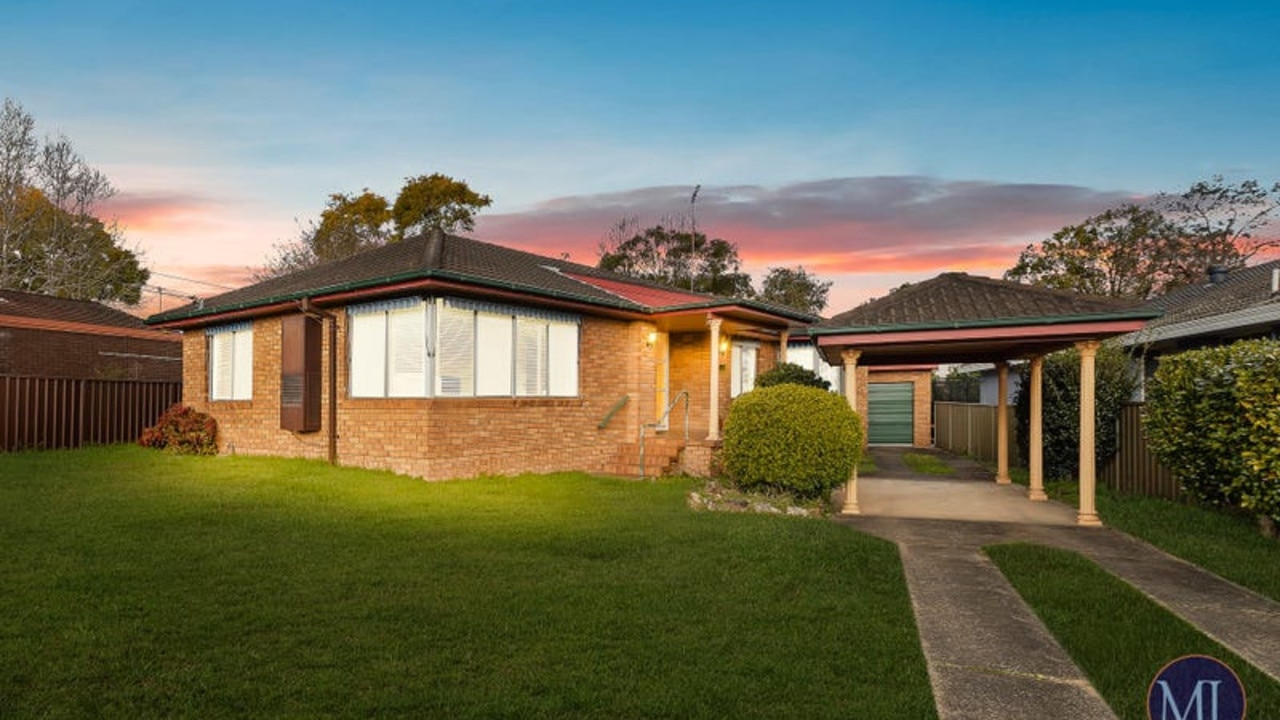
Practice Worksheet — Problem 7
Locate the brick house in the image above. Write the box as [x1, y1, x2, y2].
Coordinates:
[0, 289, 181, 381]
[146, 231, 814, 480]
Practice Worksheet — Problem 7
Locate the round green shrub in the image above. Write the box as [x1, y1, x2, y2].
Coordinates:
[722, 384, 861, 499]
[754, 362, 831, 391]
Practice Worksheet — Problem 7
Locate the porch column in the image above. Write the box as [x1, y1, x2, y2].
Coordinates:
[779, 329, 790, 365]
[1028, 355, 1047, 501]
[707, 315, 723, 441]
[995, 361, 1011, 484]
[840, 349, 862, 515]
[1076, 341, 1102, 526]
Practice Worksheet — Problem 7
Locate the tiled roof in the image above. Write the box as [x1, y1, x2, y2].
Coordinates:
[819, 272, 1146, 331]
[1140, 261, 1280, 327]
[1121, 261, 1280, 346]
[147, 231, 815, 325]
[0, 289, 152, 329]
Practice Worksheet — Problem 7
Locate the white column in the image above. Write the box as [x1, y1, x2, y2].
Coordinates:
[779, 329, 790, 366]
[995, 361, 1011, 484]
[841, 348, 862, 515]
[707, 316, 723, 441]
[1076, 341, 1102, 526]
[1028, 355, 1047, 501]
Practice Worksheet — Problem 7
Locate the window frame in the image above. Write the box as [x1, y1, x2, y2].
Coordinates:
[207, 321, 254, 401]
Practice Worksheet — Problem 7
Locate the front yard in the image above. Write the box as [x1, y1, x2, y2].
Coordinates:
[0, 446, 936, 719]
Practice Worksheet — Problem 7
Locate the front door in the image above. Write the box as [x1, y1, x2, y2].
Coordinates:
[654, 332, 670, 429]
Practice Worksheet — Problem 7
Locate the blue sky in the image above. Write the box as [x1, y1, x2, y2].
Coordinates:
[3, 0, 1277, 313]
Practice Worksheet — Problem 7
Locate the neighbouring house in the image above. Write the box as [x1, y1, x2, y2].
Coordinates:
[1121, 261, 1280, 397]
[145, 231, 815, 480]
[0, 289, 181, 381]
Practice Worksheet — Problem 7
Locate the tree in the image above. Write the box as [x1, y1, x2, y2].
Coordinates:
[0, 98, 147, 304]
[758, 266, 832, 314]
[391, 173, 492, 239]
[1157, 175, 1280, 278]
[1004, 204, 1183, 299]
[597, 218, 754, 298]
[259, 173, 489, 279]
[1013, 344, 1139, 481]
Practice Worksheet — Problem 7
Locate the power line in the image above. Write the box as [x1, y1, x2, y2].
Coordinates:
[147, 270, 236, 291]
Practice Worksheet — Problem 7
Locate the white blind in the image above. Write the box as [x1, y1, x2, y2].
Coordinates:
[210, 332, 234, 400]
[231, 329, 253, 400]
[547, 322, 578, 396]
[436, 303, 474, 397]
[475, 312, 513, 396]
[731, 342, 758, 398]
[387, 304, 427, 397]
[349, 311, 387, 398]
[515, 317, 547, 396]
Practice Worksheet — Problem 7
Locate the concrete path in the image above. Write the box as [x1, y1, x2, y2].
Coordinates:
[841, 447, 1280, 719]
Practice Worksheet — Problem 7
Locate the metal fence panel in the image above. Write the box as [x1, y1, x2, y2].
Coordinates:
[0, 375, 181, 452]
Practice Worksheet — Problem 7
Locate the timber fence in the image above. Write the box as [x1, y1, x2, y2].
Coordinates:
[0, 375, 181, 452]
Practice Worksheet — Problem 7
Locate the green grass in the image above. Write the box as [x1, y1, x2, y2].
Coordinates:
[901, 453, 953, 475]
[0, 445, 936, 719]
[1003, 465, 1280, 603]
[988, 543, 1280, 720]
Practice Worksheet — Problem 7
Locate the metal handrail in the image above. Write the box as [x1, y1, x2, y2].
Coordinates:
[597, 395, 630, 430]
[639, 390, 690, 479]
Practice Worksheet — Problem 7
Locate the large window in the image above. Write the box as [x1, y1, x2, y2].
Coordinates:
[208, 321, 253, 401]
[785, 342, 843, 391]
[348, 297, 579, 399]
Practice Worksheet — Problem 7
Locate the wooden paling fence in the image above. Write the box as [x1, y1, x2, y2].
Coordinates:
[0, 375, 181, 452]
[934, 400, 1180, 499]
[1099, 403, 1179, 499]
[933, 402, 1022, 466]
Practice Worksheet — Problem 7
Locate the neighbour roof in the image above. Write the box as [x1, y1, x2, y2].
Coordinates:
[1122, 260, 1280, 348]
[816, 272, 1152, 333]
[0, 288, 177, 341]
[146, 231, 816, 327]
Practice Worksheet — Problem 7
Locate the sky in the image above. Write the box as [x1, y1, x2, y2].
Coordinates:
[3, 0, 1278, 316]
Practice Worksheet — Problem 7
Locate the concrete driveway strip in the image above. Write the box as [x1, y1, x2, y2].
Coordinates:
[896, 538, 1117, 720]
[1050, 528, 1280, 683]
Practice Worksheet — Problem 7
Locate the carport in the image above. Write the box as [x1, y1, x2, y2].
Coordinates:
[811, 273, 1159, 526]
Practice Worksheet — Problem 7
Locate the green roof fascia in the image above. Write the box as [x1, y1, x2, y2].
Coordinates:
[807, 308, 1162, 336]
[146, 268, 648, 325]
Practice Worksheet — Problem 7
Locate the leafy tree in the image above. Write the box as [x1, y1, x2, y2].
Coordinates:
[1012, 344, 1139, 481]
[1156, 175, 1280, 278]
[259, 173, 489, 279]
[0, 98, 147, 303]
[597, 218, 754, 298]
[391, 173, 492, 239]
[1004, 204, 1183, 299]
[758, 265, 832, 314]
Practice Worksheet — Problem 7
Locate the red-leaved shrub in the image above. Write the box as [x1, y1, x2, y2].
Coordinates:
[139, 404, 218, 455]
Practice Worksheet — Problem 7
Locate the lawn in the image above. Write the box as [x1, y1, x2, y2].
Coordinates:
[0, 446, 936, 719]
[901, 453, 953, 476]
[988, 544, 1280, 720]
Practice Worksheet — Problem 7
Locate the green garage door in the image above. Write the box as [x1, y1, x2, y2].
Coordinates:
[868, 382, 914, 445]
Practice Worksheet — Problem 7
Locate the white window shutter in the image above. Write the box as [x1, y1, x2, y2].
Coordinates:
[349, 311, 387, 398]
[387, 304, 427, 397]
[475, 312, 513, 396]
[515, 317, 547, 396]
[210, 332, 233, 400]
[436, 304, 474, 396]
[547, 322, 578, 396]
[231, 329, 254, 400]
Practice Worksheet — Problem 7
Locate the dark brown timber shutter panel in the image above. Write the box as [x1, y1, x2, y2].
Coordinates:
[280, 314, 322, 432]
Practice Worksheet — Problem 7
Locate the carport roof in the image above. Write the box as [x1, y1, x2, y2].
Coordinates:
[812, 273, 1159, 366]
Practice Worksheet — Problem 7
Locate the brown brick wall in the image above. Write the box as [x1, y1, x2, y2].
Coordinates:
[854, 368, 934, 447]
[182, 310, 647, 480]
[0, 326, 181, 381]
